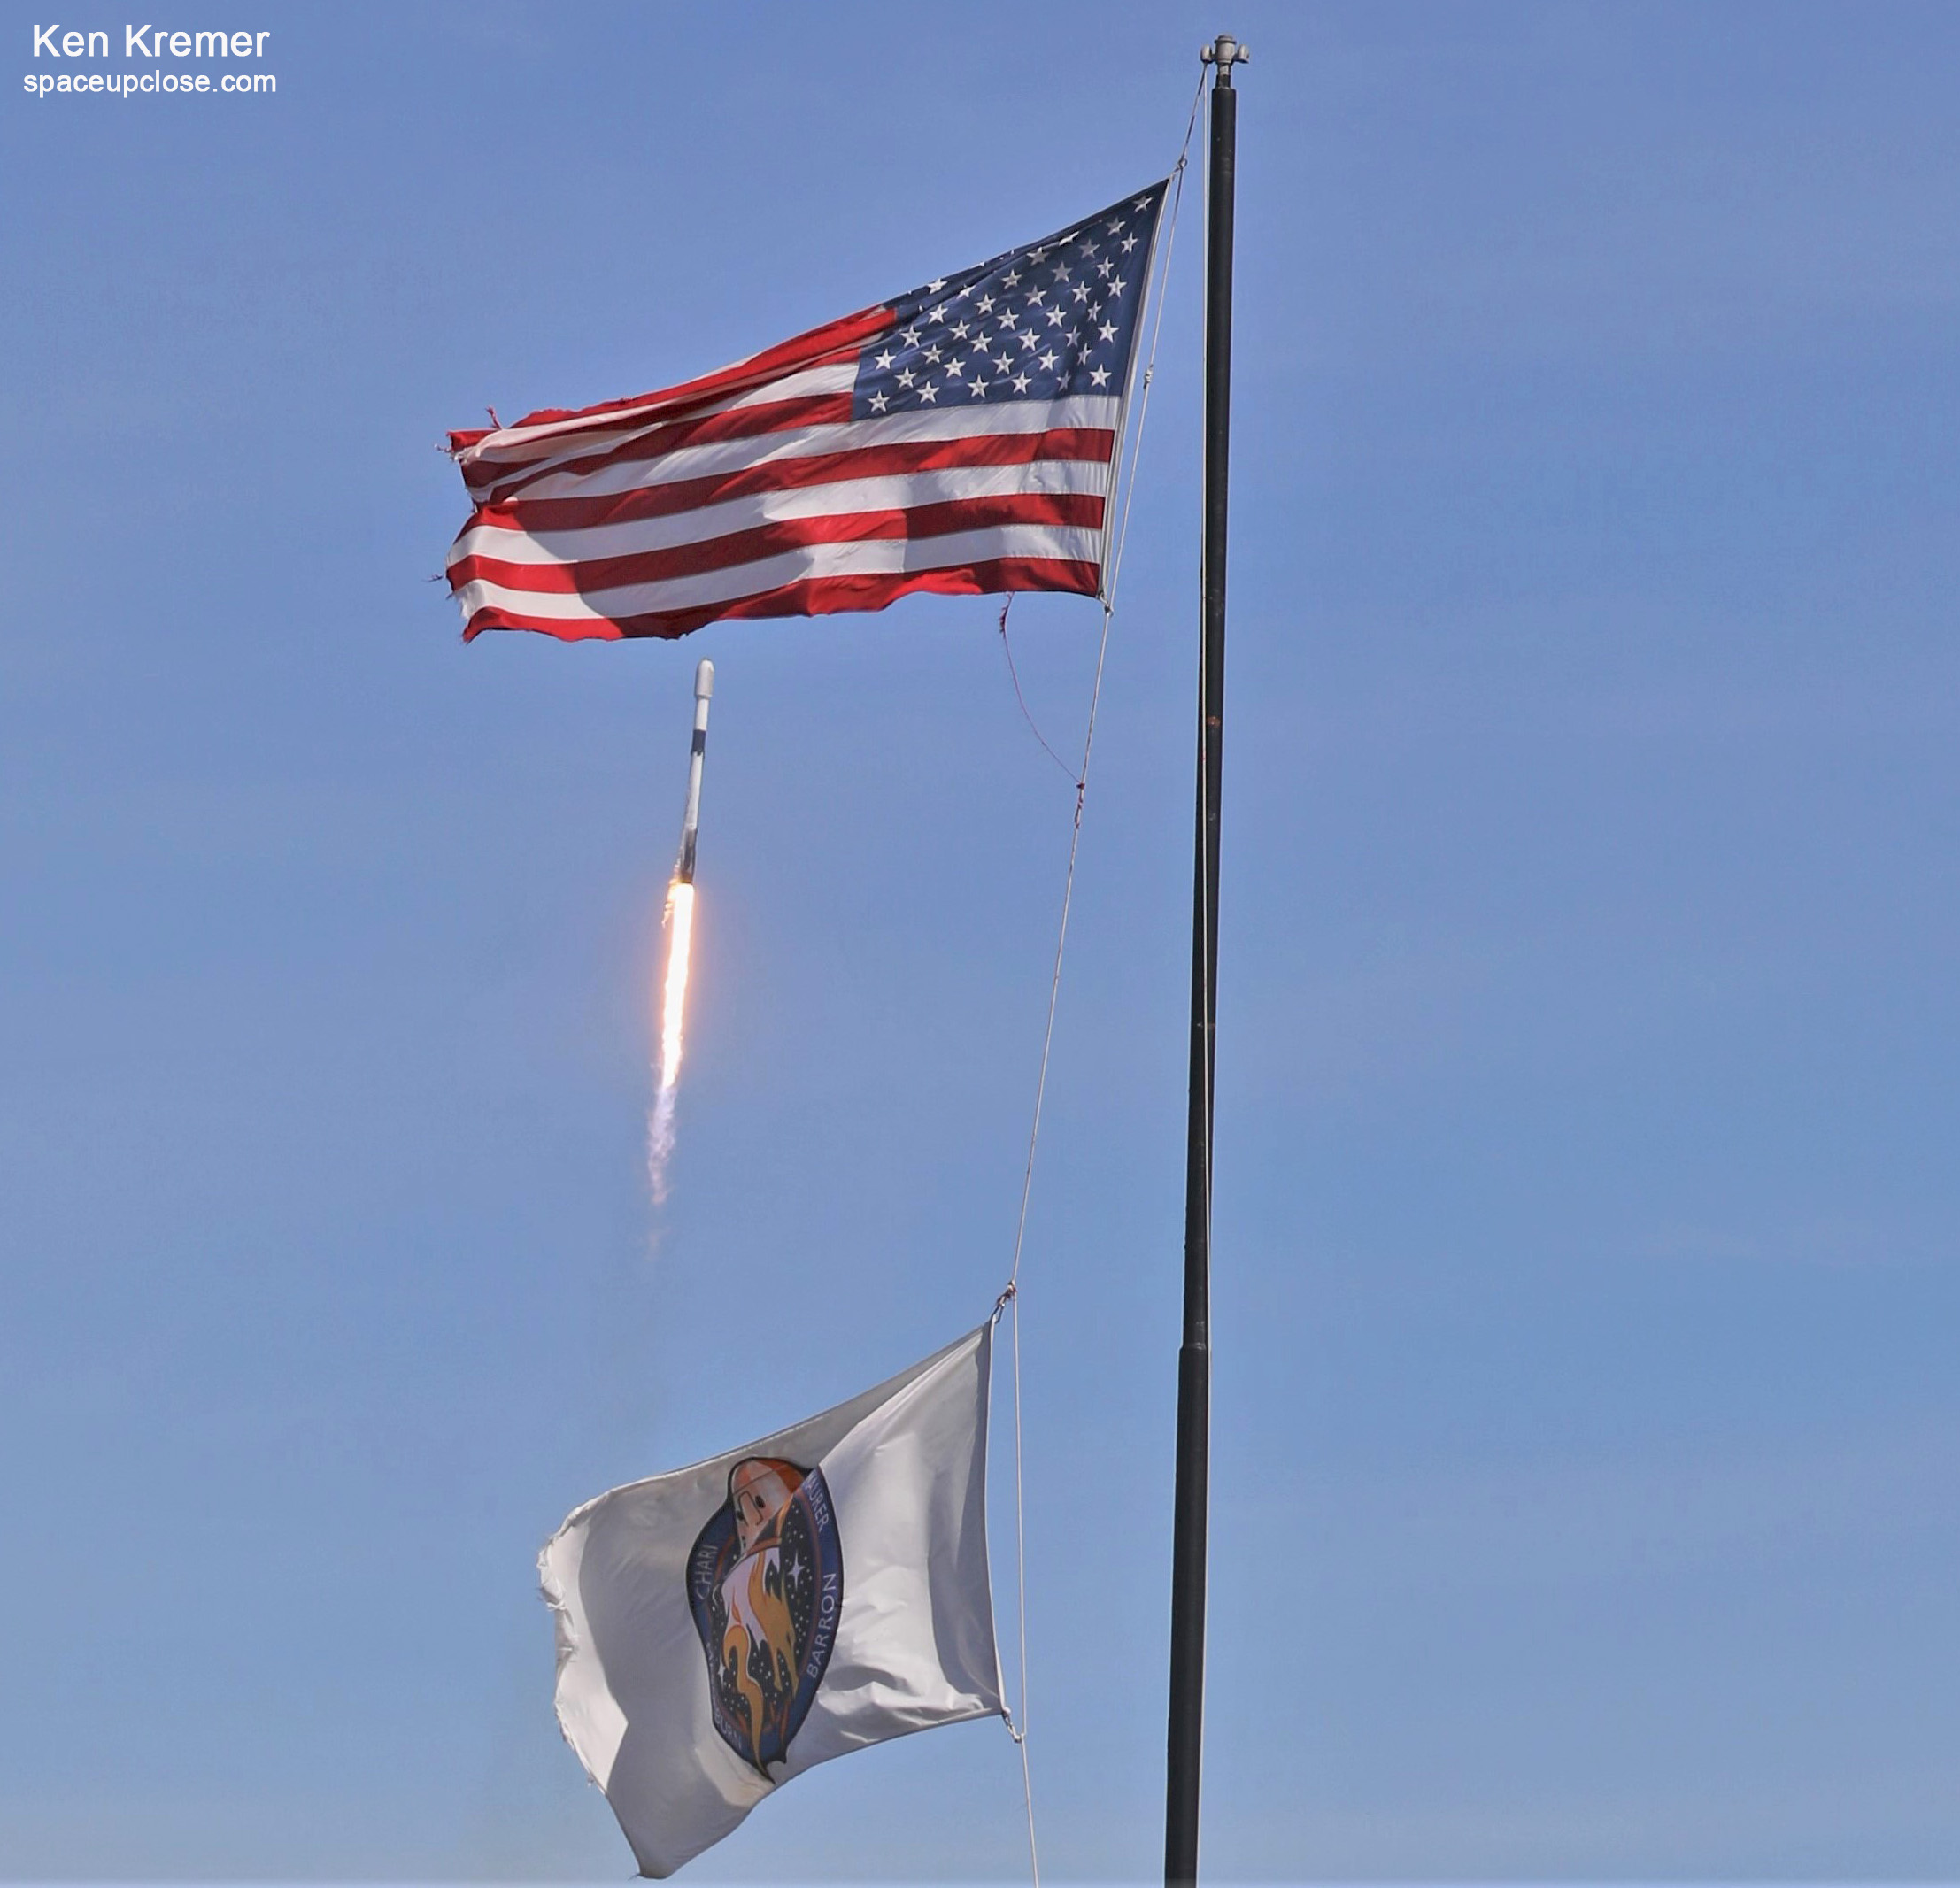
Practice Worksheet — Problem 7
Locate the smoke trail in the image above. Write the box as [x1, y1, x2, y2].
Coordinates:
[646, 877, 696, 1207]
[647, 1083, 678, 1207]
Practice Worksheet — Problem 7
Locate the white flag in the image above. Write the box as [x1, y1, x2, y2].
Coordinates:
[540, 1323, 1004, 1877]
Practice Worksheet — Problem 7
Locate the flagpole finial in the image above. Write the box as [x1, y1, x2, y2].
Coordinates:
[1200, 33, 1249, 78]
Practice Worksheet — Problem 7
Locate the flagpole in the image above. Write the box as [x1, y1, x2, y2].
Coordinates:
[1166, 32, 1245, 1888]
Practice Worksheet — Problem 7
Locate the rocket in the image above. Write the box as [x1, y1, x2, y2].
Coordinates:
[675, 658, 714, 884]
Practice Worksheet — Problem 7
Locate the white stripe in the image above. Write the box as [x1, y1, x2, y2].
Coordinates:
[448, 461, 1110, 569]
[480, 396, 1124, 506]
[461, 364, 863, 483]
[455, 524, 1101, 620]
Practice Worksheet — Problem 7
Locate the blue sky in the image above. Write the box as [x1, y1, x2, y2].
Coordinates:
[4, 1, 1959, 1878]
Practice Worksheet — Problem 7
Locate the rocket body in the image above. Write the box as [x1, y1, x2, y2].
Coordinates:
[675, 659, 714, 883]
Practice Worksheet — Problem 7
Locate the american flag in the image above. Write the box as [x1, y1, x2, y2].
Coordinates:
[446, 181, 1169, 643]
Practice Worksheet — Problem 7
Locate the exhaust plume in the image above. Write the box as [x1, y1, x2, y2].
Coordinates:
[647, 876, 696, 1206]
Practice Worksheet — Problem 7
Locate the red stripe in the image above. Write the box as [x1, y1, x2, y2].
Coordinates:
[449, 307, 891, 462]
[459, 347, 866, 499]
[460, 612, 627, 643]
[449, 494, 1106, 597]
[459, 558, 1100, 643]
[501, 311, 886, 429]
[468, 428, 1117, 535]
[466, 391, 860, 505]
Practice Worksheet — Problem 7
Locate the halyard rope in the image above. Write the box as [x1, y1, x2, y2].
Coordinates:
[997, 75, 1202, 1888]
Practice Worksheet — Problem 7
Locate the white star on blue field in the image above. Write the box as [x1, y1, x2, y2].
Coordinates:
[852, 182, 1164, 415]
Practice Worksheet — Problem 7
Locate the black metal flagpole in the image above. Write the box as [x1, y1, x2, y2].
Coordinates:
[1166, 31, 1246, 1888]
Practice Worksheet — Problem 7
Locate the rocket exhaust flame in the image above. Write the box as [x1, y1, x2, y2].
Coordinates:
[660, 879, 696, 1091]
[647, 877, 696, 1206]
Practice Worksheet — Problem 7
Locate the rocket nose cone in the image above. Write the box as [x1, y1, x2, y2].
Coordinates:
[694, 659, 714, 700]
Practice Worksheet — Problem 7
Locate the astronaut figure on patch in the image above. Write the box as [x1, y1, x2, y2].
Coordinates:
[686, 1455, 844, 1774]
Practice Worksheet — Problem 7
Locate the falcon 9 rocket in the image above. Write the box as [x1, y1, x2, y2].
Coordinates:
[676, 659, 714, 883]
[650, 657, 714, 1206]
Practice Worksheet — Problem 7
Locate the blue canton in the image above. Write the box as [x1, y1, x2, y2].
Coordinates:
[851, 181, 1168, 419]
